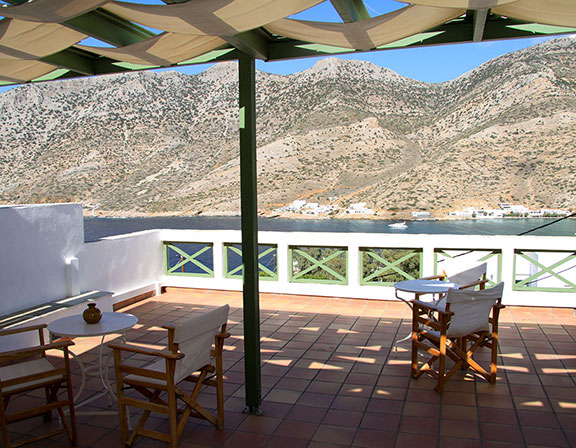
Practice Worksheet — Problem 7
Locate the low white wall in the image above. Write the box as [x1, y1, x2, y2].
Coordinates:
[78, 230, 164, 306]
[0, 204, 163, 319]
[160, 229, 576, 308]
[0, 203, 84, 315]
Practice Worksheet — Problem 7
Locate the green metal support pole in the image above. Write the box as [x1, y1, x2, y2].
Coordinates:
[238, 52, 262, 413]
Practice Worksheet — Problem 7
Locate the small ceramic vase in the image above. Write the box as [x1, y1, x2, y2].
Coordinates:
[83, 302, 102, 324]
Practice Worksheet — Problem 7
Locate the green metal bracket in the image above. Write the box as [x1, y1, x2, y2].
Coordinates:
[513, 250, 576, 292]
[289, 246, 348, 284]
[224, 244, 278, 281]
[164, 242, 214, 277]
[360, 248, 422, 286]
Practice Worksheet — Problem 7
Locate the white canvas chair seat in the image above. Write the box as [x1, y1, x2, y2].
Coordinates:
[411, 283, 505, 393]
[0, 358, 66, 393]
[109, 304, 230, 448]
[0, 324, 76, 448]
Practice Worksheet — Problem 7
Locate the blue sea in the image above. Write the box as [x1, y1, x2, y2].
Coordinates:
[83, 216, 575, 242]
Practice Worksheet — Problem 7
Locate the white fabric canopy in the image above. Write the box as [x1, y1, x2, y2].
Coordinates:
[78, 33, 225, 66]
[0, 19, 85, 59]
[493, 0, 576, 28]
[0, 0, 110, 23]
[0, 59, 56, 83]
[104, 0, 324, 36]
[0, 0, 574, 84]
[266, 5, 464, 51]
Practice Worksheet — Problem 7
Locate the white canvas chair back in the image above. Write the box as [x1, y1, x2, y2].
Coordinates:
[173, 304, 229, 383]
[445, 282, 503, 338]
[449, 262, 487, 286]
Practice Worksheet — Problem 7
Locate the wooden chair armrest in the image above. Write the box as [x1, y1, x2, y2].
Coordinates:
[421, 274, 446, 280]
[458, 279, 488, 290]
[412, 300, 453, 316]
[216, 332, 231, 340]
[0, 323, 47, 337]
[107, 342, 184, 360]
[0, 339, 74, 360]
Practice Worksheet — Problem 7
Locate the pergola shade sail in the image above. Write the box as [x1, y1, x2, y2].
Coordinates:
[0, 0, 109, 22]
[492, 0, 576, 28]
[265, 5, 465, 51]
[103, 0, 325, 36]
[0, 0, 575, 85]
[0, 19, 86, 59]
[77, 33, 226, 66]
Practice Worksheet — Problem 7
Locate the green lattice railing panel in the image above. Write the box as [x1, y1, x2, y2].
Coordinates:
[514, 250, 576, 292]
[360, 248, 422, 286]
[224, 243, 278, 280]
[289, 246, 347, 284]
[434, 248, 502, 288]
[164, 242, 213, 277]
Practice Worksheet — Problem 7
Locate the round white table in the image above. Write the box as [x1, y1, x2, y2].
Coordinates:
[48, 312, 138, 338]
[48, 312, 138, 415]
[394, 279, 459, 298]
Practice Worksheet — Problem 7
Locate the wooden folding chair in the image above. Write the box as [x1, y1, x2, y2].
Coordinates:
[0, 324, 76, 448]
[109, 304, 230, 447]
[411, 283, 505, 393]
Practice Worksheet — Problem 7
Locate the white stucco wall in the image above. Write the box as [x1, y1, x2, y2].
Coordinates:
[0, 203, 84, 315]
[77, 230, 164, 305]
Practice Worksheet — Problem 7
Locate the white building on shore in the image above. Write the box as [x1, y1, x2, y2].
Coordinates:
[346, 203, 374, 215]
[450, 204, 571, 218]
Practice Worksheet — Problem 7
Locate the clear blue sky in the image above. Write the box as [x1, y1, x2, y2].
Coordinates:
[0, 0, 570, 93]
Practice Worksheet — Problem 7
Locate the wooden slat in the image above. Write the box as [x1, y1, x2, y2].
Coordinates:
[120, 364, 168, 381]
[138, 428, 172, 443]
[6, 400, 70, 423]
[122, 396, 169, 414]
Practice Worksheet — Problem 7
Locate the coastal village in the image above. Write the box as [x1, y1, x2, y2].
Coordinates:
[274, 200, 571, 220]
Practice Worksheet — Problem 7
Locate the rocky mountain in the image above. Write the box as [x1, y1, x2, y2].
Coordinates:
[1, 37, 575, 218]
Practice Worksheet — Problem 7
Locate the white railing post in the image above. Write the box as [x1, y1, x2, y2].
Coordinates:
[501, 244, 516, 300]
[65, 257, 80, 297]
[348, 243, 360, 288]
[213, 239, 224, 281]
[422, 244, 435, 277]
[276, 240, 290, 286]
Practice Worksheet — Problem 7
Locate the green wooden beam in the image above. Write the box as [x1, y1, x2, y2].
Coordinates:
[41, 48, 97, 76]
[223, 30, 270, 61]
[238, 52, 262, 414]
[330, 0, 371, 22]
[473, 9, 489, 42]
[65, 8, 155, 47]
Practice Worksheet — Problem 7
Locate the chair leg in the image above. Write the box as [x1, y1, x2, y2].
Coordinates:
[0, 400, 11, 448]
[112, 351, 130, 446]
[411, 308, 419, 378]
[63, 353, 77, 446]
[215, 354, 225, 429]
[42, 386, 52, 422]
[436, 333, 447, 393]
[167, 389, 178, 448]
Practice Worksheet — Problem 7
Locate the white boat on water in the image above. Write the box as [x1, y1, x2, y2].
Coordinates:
[389, 221, 408, 229]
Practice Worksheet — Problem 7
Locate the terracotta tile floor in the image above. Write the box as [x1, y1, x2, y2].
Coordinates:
[5, 287, 576, 447]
